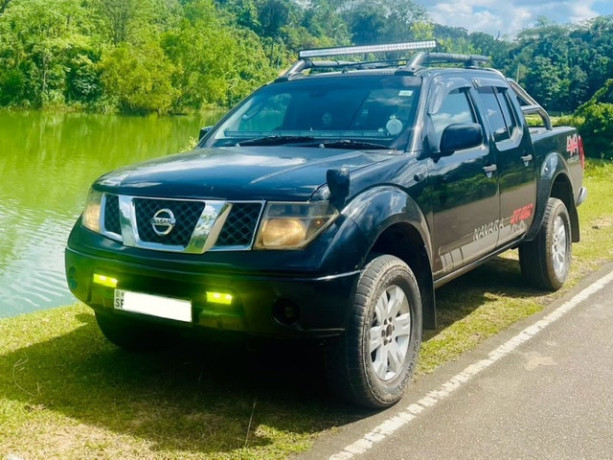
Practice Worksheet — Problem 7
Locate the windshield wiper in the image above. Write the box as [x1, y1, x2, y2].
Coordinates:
[236, 135, 316, 146]
[314, 139, 392, 150]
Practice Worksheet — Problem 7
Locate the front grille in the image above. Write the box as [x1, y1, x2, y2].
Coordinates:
[99, 194, 262, 252]
[134, 198, 205, 246]
[103, 194, 121, 235]
[216, 202, 262, 247]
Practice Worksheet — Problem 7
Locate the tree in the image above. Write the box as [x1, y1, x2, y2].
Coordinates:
[0, 0, 98, 107]
[99, 42, 178, 113]
[161, 0, 274, 110]
[343, 0, 428, 44]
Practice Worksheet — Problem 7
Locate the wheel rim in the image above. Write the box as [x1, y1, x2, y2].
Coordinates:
[368, 285, 411, 381]
[551, 215, 568, 279]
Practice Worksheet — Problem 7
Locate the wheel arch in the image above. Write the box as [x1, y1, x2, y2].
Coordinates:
[550, 174, 580, 243]
[343, 186, 436, 330]
[369, 222, 436, 330]
[526, 153, 580, 243]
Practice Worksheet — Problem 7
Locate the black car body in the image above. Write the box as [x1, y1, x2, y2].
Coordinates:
[66, 42, 586, 408]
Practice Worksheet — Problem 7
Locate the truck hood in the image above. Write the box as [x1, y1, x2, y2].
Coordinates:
[95, 146, 397, 201]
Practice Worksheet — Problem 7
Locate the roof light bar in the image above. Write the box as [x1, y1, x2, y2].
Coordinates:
[299, 40, 437, 59]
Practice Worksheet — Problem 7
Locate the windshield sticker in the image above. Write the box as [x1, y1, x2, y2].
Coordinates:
[398, 90, 414, 97]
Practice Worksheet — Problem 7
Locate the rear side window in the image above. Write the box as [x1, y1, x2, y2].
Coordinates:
[477, 87, 519, 143]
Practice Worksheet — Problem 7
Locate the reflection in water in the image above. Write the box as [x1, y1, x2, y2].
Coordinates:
[0, 110, 223, 318]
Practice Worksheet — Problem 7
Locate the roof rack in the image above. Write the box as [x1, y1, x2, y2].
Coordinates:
[277, 40, 437, 81]
[277, 42, 493, 81]
[398, 52, 490, 74]
[298, 40, 437, 59]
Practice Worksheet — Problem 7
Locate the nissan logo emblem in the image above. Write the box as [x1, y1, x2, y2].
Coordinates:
[151, 208, 176, 236]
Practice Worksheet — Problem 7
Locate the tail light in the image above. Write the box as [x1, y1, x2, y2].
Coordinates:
[578, 135, 585, 169]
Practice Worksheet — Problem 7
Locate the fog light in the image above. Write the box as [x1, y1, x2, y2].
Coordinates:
[206, 291, 233, 305]
[93, 273, 118, 288]
[273, 299, 300, 325]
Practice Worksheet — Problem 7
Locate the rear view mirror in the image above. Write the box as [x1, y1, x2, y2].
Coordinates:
[439, 123, 484, 156]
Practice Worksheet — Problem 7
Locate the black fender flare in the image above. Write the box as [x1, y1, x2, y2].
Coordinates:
[525, 152, 579, 242]
[341, 185, 436, 329]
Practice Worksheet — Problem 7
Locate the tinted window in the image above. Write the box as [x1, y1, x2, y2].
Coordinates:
[477, 87, 508, 142]
[477, 87, 520, 143]
[496, 89, 519, 137]
[430, 89, 475, 147]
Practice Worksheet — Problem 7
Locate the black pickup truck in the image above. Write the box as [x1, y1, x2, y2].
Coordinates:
[65, 41, 587, 408]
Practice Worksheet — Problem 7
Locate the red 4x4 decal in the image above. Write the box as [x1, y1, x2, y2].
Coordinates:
[566, 133, 579, 156]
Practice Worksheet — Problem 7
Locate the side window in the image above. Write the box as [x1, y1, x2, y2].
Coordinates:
[430, 89, 475, 148]
[496, 89, 519, 138]
[477, 87, 519, 143]
[477, 87, 508, 142]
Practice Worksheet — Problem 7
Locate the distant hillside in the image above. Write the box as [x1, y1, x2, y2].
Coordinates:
[0, 0, 611, 114]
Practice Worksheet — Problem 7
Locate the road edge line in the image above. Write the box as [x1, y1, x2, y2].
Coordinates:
[330, 268, 613, 459]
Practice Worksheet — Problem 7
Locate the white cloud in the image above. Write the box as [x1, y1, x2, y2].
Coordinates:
[415, 0, 613, 37]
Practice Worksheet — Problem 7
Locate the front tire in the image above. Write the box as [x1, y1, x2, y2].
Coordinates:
[519, 198, 572, 290]
[325, 255, 422, 409]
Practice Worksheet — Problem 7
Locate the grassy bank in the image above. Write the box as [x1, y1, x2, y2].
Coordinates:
[1, 160, 612, 459]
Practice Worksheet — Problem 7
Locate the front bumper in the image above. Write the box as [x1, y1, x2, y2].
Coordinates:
[65, 246, 360, 339]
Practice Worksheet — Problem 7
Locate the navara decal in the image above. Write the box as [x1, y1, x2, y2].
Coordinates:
[473, 220, 504, 241]
[473, 203, 535, 241]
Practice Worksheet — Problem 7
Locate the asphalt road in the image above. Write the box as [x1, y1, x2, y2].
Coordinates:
[301, 265, 613, 460]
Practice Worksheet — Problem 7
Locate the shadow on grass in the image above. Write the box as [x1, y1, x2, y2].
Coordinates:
[428, 254, 547, 339]
[0, 254, 547, 455]
[0, 314, 370, 455]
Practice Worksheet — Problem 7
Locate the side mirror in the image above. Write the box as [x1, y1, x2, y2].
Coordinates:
[439, 123, 484, 157]
[199, 126, 213, 141]
[326, 168, 350, 209]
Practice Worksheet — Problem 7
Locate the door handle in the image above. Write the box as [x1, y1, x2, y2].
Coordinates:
[521, 154, 533, 165]
[483, 164, 497, 177]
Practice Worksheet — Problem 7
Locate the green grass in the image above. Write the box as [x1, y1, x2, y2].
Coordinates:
[1, 159, 612, 459]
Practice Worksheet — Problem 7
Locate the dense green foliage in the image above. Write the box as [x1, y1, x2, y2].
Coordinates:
[556, 79, 613, 159]
[0, 0, 612, 115]
[0, 0, 278, 113]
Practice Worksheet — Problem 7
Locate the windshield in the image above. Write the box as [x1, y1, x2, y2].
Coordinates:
[204, 76, 421, 150]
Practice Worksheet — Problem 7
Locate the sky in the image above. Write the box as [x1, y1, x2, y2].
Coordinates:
[413, 0, 613, 38]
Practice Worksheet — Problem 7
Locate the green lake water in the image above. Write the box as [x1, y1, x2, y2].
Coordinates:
[0, 110, 223, 318]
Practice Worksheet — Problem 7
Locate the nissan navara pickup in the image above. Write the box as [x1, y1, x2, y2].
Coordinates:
[66, 41, 587, 408]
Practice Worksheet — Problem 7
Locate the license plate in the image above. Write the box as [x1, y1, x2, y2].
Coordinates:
[114, 290, 192, 322]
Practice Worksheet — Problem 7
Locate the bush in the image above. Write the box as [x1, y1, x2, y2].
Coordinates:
[99, 43, 178, 114]
[570, 79, 613, 160]
[576, 103, 613, 160]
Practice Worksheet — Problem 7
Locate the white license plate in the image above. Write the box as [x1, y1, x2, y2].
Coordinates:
[114, 290, 192, 322]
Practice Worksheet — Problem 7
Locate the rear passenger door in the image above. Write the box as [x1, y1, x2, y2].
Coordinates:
[475, 85, 537, 244]
[427, 78, 499, 276]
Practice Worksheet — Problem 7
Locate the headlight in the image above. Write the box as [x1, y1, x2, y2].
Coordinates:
[255, 202, 338, 249]
[82, 188, 103, 233]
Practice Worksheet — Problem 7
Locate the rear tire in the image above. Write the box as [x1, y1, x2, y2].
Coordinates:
[95, 312, 169, 351]
[325, 255, 422, 409]
[519, 198, 571, 291]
